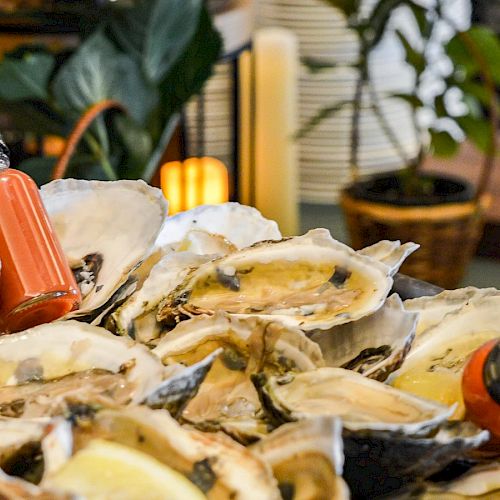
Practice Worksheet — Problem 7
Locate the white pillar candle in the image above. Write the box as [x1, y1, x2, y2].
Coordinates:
[253, 27, 299, 236]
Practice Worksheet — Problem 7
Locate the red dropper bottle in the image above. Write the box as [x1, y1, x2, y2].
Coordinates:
[0, 136, 81, 333]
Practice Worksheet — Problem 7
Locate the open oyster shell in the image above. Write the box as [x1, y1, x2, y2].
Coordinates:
[157, 228, 393, 331]
[310, 294, 417, 381]
[111, 252, 211, 343]
[251, 417, 349, 500]
[343, 421, 490, 499]
[404, 287, 500, 339]
[73, 406, 280, 500]
[0, 321, 165, 417]
[155, 202, 281, 250]
[0, 469, 73, 499]
[254, 367, 453, 436]
[391, 294, 500, 418]
[420, 461, 500, 499]
[358, 240, 419, 276]
[153, 314, 323, 442]
[41, 179, 167, 321]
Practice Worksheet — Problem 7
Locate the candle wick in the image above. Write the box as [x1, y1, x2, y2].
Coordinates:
[0, 134, 10, 170]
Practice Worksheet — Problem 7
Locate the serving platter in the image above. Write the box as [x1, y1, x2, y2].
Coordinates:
[0, 181, 498, 499]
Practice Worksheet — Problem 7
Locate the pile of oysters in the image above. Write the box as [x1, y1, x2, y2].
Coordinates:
[0, 179, 498, 499]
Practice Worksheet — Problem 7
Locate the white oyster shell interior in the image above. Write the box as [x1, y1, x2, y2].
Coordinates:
[41, 179, 167, 318]
[155, 202, 281, 250]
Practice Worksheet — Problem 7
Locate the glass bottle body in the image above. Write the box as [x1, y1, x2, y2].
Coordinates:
[0, 168, 81, 333]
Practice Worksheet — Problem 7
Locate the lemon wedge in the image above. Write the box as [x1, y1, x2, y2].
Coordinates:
[44, 439, 205, 500]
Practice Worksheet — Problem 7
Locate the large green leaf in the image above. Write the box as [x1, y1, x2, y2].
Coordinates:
[52, 31, 157, 126]
[446, 27, 500, 84]
[109, 0, 203, 84]
[160, 6, 222, 119]
[0, 100, 68, 135]
[112, 114, 153, 179]
[0, 52, 54, 101]
[429, 129, 459, 157]
[456, 115, 493, 153]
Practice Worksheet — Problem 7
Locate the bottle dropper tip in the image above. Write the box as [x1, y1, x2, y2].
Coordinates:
[0, 134, 10, 170]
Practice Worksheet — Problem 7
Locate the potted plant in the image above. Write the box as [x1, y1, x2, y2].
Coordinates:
[0, 0, 222, 185]
[301, 0, 499, 288]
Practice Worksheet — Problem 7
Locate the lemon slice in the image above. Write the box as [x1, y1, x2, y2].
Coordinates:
[44, 439, 205, 500]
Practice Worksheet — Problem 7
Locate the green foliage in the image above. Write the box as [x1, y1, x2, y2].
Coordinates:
[0, 52, 54, 101]
[109, 0, 202, 84]
[0, 1, 222, 184]
[304, 0, 498, 195]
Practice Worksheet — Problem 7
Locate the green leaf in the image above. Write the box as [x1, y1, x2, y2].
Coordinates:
[456, 115, 492, 153]
[52, 31, 157, 125]
[0, 100, 68, 135]
[320, 0, 359, 17]
[109, 0, 203, 84]
[408, 3, 431, 39]
[395, 30, 425, 75]
[0, 52, 55, 101]
[160, 6, 222, 119]
[112, 114, 153, 179]
[368, 0, 422, 47]
[302, 57, 339, 73]
[296, 101, 351, 138]
[390, 92, 424, 109]
[446, 27, 500, 84]
[433, 93, 448, 118]
[458, 81, 490, 107]
[429, 129, 459, 157]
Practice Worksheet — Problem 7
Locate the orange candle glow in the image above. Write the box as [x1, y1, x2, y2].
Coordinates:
[160, 157, 229, 214]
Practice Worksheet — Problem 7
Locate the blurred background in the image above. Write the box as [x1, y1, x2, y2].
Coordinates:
[0, 0, 498, 287]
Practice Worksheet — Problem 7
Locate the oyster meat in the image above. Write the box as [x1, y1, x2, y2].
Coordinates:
[41, 179, 167, 321]
[310, 294, 417, 381]
[254, 367, 453, 435]
[251, 417, 349, 500]
[153, 314, 323, 441]
[111, 252, 211, 343]
[0, 321, 165, 417]
[157, 228, 393, 331]
[391, 294, 500, 418]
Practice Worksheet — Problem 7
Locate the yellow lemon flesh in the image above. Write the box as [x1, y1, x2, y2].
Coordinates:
[392, 332, 499, 419]
[44, 438, 206, 500]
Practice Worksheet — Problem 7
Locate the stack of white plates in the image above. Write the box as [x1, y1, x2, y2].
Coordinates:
[256, 0, 421, 204]
[183, 0, 253, 179]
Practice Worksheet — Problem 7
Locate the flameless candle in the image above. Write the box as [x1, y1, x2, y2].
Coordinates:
[253, 28, 299, 236]
[160, 157, 229, 215]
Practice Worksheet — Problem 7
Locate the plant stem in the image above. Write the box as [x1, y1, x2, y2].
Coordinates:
[367, 81, 410, 167]
[349, 63, 365, 182]
[84, 133, 118, 180]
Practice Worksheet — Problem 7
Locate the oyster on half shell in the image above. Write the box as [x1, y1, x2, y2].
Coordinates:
[310, 294, 417, 381]
[41, 179, 167, 322]
[73, 406, 280, 500]
[157, 229, 393, 331]
[343, 421, 490, 499]
[358, 240, 419, 276]
[251, 417, 349, 500]
[391, 294, 500, 418]
[153, 313, 323, 441]
[254, 367, 453, 436]
[111, 252, 211, 343]
[0, 321, 165, 417]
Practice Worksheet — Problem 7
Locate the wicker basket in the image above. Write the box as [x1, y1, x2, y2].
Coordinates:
[341, 189, 491, 289]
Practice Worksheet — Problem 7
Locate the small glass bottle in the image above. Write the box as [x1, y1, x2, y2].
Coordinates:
[0, 136, 81, 333]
